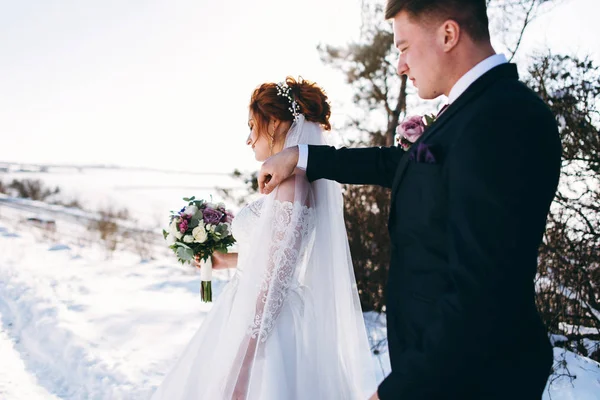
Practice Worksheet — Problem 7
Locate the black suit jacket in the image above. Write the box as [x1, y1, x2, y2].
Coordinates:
[306, 64, 561, 399]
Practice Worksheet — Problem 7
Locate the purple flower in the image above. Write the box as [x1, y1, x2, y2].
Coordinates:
[179, 218, 189, 233]
[397, 115, 426, 144]
[203, 208, 223, 225]
[221, 210, 234, 223]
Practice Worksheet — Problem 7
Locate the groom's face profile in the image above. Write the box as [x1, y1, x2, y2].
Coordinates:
[393, 11, 447, 100]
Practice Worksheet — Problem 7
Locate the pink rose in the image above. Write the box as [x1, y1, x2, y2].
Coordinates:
[396, 115, 426, 143]
[179, 219, 189, 234]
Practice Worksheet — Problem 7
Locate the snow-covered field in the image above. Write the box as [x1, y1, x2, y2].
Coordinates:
[0, 168, 245, 223]
[0, 170, 599, 399]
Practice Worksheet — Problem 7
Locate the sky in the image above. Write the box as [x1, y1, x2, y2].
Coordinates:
[1, 0, 599, 174]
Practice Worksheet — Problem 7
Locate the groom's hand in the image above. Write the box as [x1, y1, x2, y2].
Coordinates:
[368, 392, 379, 400]
[258, 146, 299, 194]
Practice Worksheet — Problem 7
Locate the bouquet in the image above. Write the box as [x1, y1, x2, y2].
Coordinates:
[163, 196, 236, 302]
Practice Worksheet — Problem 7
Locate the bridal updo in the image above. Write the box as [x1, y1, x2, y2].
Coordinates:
[249, 76, 332, 135]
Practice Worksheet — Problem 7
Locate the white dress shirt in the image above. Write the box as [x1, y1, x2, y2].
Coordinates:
[296, 53, 508, 170]
[447, 53, 507, 104]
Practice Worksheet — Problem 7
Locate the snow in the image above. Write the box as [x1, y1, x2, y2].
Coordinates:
[0, 313, 60, 400]
[547, 348, 600, 400]
[0, 168, 245, 223]
[0, 209, 215, 399]
[0, 189, 599, 399]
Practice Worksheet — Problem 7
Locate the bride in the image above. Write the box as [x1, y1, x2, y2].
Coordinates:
[151, 77, 376, 400]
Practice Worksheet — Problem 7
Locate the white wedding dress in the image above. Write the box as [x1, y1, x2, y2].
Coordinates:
[151, 116, 376, 400]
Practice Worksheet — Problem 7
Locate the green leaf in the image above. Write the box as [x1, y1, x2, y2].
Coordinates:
[189, 218, 200, 229]
[424, 114, 436, 126]
[174, 242, 192, 250]
[215, 224, 228, 236]
[177, 246, 194, 261]
[162, 229, 169, 240]
[183, 197, 190, 202]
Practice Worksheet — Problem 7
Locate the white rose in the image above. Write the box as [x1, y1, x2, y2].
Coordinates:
[169, 219, 178, 234]
[192, 226, 208, 243]
[169, 219, 183, 239]
[183, 234, 194, 243]
[217, 202, 226, 209]
[166, 234, 176, 245]
[184, 205, 198, 216]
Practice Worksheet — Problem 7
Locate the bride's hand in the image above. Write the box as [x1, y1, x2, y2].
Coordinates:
[231, 366, 250, 400]
[231, 382, 248, 400]
[193, 252, 229, 270]
[211, 251, 229, 270]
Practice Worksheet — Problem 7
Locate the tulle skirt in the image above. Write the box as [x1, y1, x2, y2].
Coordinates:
[150, 274, 355, 400]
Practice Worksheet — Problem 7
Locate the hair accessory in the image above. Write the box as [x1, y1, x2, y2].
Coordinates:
[276, 81, 302, 121]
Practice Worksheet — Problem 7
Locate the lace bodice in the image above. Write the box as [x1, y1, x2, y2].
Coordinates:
[232, 198, 315, 263]
[231, 198, 265, 257]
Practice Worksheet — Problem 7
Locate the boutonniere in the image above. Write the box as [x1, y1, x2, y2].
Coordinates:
[395, 113, 437, 151]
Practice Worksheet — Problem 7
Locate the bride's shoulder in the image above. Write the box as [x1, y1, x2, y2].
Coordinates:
[240, 177, 313, 216]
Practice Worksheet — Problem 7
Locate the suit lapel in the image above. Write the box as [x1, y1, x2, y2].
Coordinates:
[390, 63, 519, 202]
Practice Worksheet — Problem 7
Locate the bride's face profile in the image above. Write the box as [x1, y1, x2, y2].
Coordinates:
[247, 112, 271, 162]
[246, 111, 289, 162]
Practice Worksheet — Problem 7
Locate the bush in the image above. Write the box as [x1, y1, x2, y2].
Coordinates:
[88, 205, 131, 257]
[529, 54, 600, 361]
[123, 228, 158, 262]
[8, 179, 60, 201]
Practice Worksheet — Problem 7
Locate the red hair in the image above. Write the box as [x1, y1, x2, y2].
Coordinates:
[249, 76, 332, 138]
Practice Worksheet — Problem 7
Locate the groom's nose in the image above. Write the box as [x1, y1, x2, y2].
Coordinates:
[397, 55, 408, 76]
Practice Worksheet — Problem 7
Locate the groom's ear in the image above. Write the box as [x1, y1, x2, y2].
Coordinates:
[439, 19, 461, 52]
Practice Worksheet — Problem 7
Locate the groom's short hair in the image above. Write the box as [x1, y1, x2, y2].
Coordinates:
[385, 0, 490, 42]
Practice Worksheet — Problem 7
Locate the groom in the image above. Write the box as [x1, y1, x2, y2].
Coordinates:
[258, 0, 561, 399]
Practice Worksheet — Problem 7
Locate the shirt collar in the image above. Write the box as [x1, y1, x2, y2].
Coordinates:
[447, 53, 508, 104]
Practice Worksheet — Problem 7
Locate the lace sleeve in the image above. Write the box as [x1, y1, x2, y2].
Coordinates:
[248, 200, 314, 342]
[229, 180, 315, 397]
